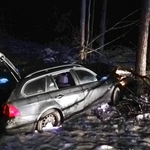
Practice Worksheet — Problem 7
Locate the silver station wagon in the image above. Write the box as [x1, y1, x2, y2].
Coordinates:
[0, 52, 130, 134]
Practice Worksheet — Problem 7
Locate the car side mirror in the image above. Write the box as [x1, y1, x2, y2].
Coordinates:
[96, 75, 108, 81]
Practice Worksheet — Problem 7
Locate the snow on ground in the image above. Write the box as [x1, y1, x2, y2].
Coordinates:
[1, 110, 150, 150]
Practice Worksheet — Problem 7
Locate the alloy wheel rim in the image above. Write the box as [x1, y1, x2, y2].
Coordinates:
[41, 114, 55, 129]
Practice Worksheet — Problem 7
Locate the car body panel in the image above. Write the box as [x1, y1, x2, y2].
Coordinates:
[82, 81, 112, 108]
[49, 85, 85, 118]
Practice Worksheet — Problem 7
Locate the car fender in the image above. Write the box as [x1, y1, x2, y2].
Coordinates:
[102, 84, 115, 102]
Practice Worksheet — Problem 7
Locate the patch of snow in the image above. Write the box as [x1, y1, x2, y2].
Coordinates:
[97, 145, 114, 150]
[97, 103, 110, 112]
[59, 143, 73, 150]
[136, 113, 150, 121]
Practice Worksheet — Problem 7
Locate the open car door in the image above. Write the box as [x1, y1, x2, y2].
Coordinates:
[0, 52, 21, 82]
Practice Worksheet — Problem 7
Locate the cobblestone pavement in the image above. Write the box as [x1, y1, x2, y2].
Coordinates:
[0, 107, 150, 150]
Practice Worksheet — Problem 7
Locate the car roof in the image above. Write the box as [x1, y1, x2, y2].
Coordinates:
[25, 63, 84, 78]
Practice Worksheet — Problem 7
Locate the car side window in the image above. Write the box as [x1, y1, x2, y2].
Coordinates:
[75, 70, 97, 84]
[47, 76, 57, 91]
[24, 77, 45, 95]
[54, 72, 75, 89]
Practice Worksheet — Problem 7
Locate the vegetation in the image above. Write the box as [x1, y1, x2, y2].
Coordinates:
[79, 0, 150, 116]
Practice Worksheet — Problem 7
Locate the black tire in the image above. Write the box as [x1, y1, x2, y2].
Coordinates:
[37, 109, 61, 132]
[112, 86, 121, 105]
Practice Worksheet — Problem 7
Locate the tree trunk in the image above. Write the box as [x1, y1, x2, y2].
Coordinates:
[89, 0, 95, 62]
[90, 0, 95, 48]
[86, 0, 91, 46]
[136, 0, 150, 76]
[80, 0, 87, 64]
[147, 25, 150, 65]
[98, 0, 107, 61]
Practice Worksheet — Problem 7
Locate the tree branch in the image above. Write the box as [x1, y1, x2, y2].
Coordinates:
[88, 8, 141, 47]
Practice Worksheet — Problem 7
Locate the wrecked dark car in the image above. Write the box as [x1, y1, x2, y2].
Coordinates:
[0, 52, 133, 134]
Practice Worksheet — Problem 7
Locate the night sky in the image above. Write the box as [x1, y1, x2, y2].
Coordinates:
[0, 0, 141, 46]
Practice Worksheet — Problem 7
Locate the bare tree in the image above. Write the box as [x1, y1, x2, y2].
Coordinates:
[79, 0, 93, 64]
[88, 0, 95, 61]
[86, 0, 91, 46]
[80, 0, 87, 64]
[136, 0, 150, 76]
[79, 0, 139, 64]
[98, 0, 107, 61]
[89, 0, 95, 48]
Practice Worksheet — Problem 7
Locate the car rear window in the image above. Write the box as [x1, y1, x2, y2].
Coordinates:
[24, 77, 45, 95]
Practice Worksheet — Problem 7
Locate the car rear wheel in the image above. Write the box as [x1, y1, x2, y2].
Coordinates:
[37, 109, 61, 132]
[112, 86, 121, 105]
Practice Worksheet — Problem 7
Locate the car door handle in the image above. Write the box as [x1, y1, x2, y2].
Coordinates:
[55, 94, 64, 99]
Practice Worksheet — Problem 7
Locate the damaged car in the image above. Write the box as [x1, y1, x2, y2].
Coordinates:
[0, 52, 133, 134]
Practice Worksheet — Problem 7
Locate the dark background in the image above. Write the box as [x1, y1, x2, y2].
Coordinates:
[0, 0, 142, 47]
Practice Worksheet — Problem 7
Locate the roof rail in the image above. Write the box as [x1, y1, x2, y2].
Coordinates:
[26, 63, 83, 77]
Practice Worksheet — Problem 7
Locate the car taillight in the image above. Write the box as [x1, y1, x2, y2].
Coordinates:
[3, 104, 20, 118]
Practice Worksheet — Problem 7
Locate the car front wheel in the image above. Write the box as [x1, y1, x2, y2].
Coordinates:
[37, 109, 61, 132]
